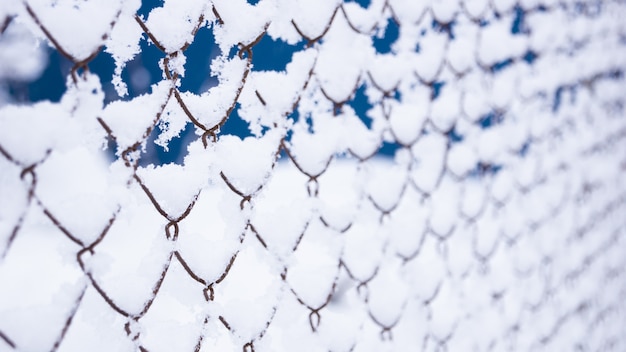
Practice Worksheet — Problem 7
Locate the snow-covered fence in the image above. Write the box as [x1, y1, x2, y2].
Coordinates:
[1, 0, 626, 351]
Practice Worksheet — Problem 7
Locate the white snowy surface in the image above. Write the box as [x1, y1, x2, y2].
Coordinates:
[1, 0, 626, 351]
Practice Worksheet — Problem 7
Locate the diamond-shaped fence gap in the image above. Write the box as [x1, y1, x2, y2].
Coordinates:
[387, 185, 429, 259]
[125, 39, 166, 97]
[218, 103, 255, 138]
[366, 258, 410, 333]
[346, 84, 374, 130]
[443, 225, 476, 278]
[0, 19, 46, 101]
[413, 26, 449, 83]
[250, 34, 307, 73]
[372, 17, 400, 55]
[428, 176, 462, 238]
[134, 258, 208, 352]
[341, 222, 385, 287]
[174, 185, 247, 287]
[340, 116, 381, 160]
[52, 286, 136, 352]
[285, 218, 343, 311]
[0, 158, 29, 258]
[106, 47, 158, 102]
[14, 49, 71, 103]
[0, 206, 85, 352]
[83, 49, 118, 103]
[402, 235, 447, 303]
[216, 129, 282, 200]
[374, 141, 401, 157]
[255, 292, 321, 350]
[249, 160, 312, 260]
[178, 25, 220, 94]
[363, 158, 408, 213]
[137, 86, 197, 167]
[137, 122, 196, 166]
[410, 131, 448, 194]
[313, 272, 364, 352]
[315, 157, 361, 231]
[211, 233, 283, 344]
[80, 187, 172, 316]
[35, 147, 119, 246]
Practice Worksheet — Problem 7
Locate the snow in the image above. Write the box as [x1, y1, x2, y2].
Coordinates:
[364, 160, 407, 212]
[430, 83, 461, 131]
[388, 186, 429, 258]
[429, 176, 460, 237]
[0, 159, 29, 252]
[36, 147, 118, 245]
[367, 259, 409, 327]
[314, 13, 373, 103]
[431, 0, 459, 24]
[387, 0, 428, 24]
[105, 0, 142, 80]
[477, 16, 527, 67]
[176, 185, 247, 283]
[473, 207, 501, 258]
[216, 130, 281, 195]
[145, 0, 207, 53]
[410, 131, 448, 193]
[460, 178, 486, 219]
[0, 21, 47, 82]
[461, 73, 491, 122]
[413, 29, 448, 83]
[138, 261, 206, 352]
[24, 0, 123, 61]
[288, 0, 342, 40]
[100, 81, 172, 153]
[251, 163, 312, 260]
[213, 236, 282, 342]
[55, 287, 136, 352]
[447, 19, 478, 74]
[84, 186, 171, 315]
[288, 111, 342, 177]
[444, 225, 475, 278]
[388, 87, 429, 145]
[341, 217, 384, 281]
[342, 109, 380, 159]
[341, 0, 386, 33]
[447, 141, 478, 177]
[239, 48, 317, 134]
[212, 0, 274, 52]
[368, 54, 405, 93]
[403, 235, 447, 302]
[317, 158, 361, 231]
[0, 209, 84, 351]
[286, 219, 342, 309]
[1, 0, 626, 350]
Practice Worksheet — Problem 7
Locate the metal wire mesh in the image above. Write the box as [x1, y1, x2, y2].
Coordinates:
[1, 0, 626, 351]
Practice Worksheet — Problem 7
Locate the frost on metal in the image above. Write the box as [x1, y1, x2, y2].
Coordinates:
[1, 0, 626, 351]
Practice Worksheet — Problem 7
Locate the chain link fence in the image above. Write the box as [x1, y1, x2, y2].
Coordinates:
[1, 0, 625, 351]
